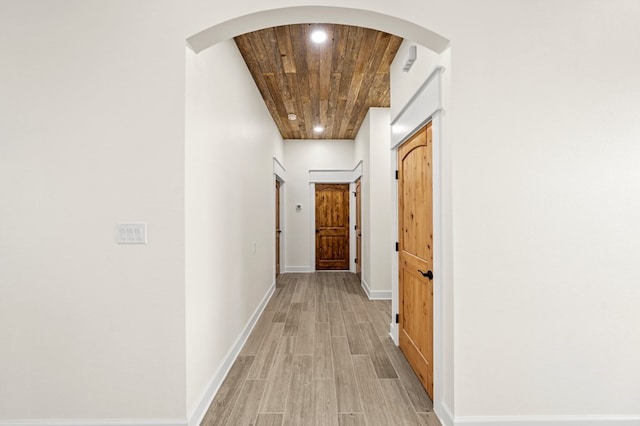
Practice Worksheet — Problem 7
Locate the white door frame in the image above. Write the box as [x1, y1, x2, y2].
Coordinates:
[274, 158, 287, 277]
[308, 164, 362, 272]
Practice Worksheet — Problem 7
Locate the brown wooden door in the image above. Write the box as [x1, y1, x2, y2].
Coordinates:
[315, 183, 350, 270]
[275, 180, 281, 276]
[398, 122, 434, 398]
[355, 179, 362, 279]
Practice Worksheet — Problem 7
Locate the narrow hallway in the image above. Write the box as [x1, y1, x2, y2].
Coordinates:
[201, 273, 439, 426]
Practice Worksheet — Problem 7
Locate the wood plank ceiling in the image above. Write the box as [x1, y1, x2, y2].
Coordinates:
[234, 24, 403, 140]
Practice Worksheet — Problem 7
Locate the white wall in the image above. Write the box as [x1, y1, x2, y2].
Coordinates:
[354, 117, 371, 284]
[354, 108, 393, 294]
[449, 3, 640, 417]
[0, 1, 187, 420]
[283, 140, 355, 271]
[2, 1, 640, 424]
[185, 40, 284, 419]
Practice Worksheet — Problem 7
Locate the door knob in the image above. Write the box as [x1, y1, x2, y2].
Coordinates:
[418, 269, 433, 280]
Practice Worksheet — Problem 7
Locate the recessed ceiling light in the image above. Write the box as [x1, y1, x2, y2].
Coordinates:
[313, 125, 324, 133]
[310, 30, 327, 44]
[287, 113, 297, 121]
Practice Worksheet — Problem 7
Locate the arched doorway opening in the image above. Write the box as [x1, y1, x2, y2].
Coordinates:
[185, 6, 453, 425]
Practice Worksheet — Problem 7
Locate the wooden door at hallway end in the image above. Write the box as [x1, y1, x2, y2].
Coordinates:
[398, 122, 434, 398]
[315, 183, 350, 270]
[275, 180, 281, 276]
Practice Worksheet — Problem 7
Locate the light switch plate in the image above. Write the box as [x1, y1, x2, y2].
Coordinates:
[117, 223, 147, 244]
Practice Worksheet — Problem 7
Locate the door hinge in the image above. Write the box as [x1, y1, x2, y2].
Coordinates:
[395, 313, 399, 324]
[395, 170, 399, 180]
[395, 242, 399, 252]
[354, 258, 357, 264]
[354, 225, 357, 230]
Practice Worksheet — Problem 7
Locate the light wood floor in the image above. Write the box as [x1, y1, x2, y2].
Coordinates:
[201, 272, 439, 426]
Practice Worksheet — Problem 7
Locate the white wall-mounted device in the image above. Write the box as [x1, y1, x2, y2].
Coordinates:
[117, 223, 147, 244]
[403, 45, 417, 72]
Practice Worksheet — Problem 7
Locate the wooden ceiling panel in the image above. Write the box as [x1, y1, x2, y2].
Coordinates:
[234, 24, 402, 140]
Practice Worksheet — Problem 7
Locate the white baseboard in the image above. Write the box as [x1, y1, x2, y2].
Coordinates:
[0, 420, 186, 426]
[454, 415, 640, 425]
[360, 278, 392, 300]
[436, 401, 455, 426]
[284, 266, 313, 273]
[187, 280, 276, 426]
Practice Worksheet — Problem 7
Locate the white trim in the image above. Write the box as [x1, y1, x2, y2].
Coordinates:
[309, 169, 353, 183]
[390, 66, 444, 149]
[349, 181, 356, 273]
[437, 402, 455, 426]
[275, 175, 285, 277]
[0, 420, 186, 426]
[284, 266, 313, 273]
[360, 278, 392, 300]
[390, 146, 399, 344]
[453, 415, 640, 426]
[273, 157, 287, 181]
[309, 182, 316, 272]
[309, 161, 363, 184]
[431, 110, 445, 421]
[308, 162, 363, 273]
[186, 6, 450, 54]
[187, 280, 276, 426]
[391, 68, 446, 418]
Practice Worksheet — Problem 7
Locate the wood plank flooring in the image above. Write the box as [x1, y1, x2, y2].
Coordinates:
[201, 272, 438, 426]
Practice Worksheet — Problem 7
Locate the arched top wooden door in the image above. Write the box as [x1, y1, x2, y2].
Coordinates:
[398, 122, 434, 398]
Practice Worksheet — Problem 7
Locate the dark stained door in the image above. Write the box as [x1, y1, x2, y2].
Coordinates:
[275, 180, 281, 276]
[398, 122, 434, 398]
[355, 179, 362, 279]
[315, 183, 350, 270]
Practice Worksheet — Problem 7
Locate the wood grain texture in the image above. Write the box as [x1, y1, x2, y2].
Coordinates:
[316, 184, 350, 270]
[331, 336, 362, 412]
[313, 322, 333, 379]
[234, 24, 402, 139]
[255, 413, 284, 426]
[201, 355, 255, 426]
[381, 336, 433, 412]
[261, 336, 296, 412]
[360, 322, 397, 379]
[398, 122, 434, 398]
[201, 273, 435, 426]
[283, 355, 314, 426]
[248, 322, 285, 380]
[352, 355, 392, 426]
[379, 378, 422, 426]
[338, 413, 367, 426]
[314, 379, 339, 426]
[295, 310, 315, 355]
[225, 380, 266, 426]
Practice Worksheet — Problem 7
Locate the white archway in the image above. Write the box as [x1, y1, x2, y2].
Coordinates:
[186, 7, 453, 425]
[187, 6, 449, 54]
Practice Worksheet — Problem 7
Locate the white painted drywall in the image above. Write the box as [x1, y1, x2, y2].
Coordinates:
[185, 40, 284, 417]
[368, 108, 393, 293]
[354, 108, 393, 294]
[0, 1, 187, 420]
[283, 140, 355, 271]
[354, 116, 371, 286]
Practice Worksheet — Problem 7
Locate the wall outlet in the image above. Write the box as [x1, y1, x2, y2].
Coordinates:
[117, 223, 147, 244]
